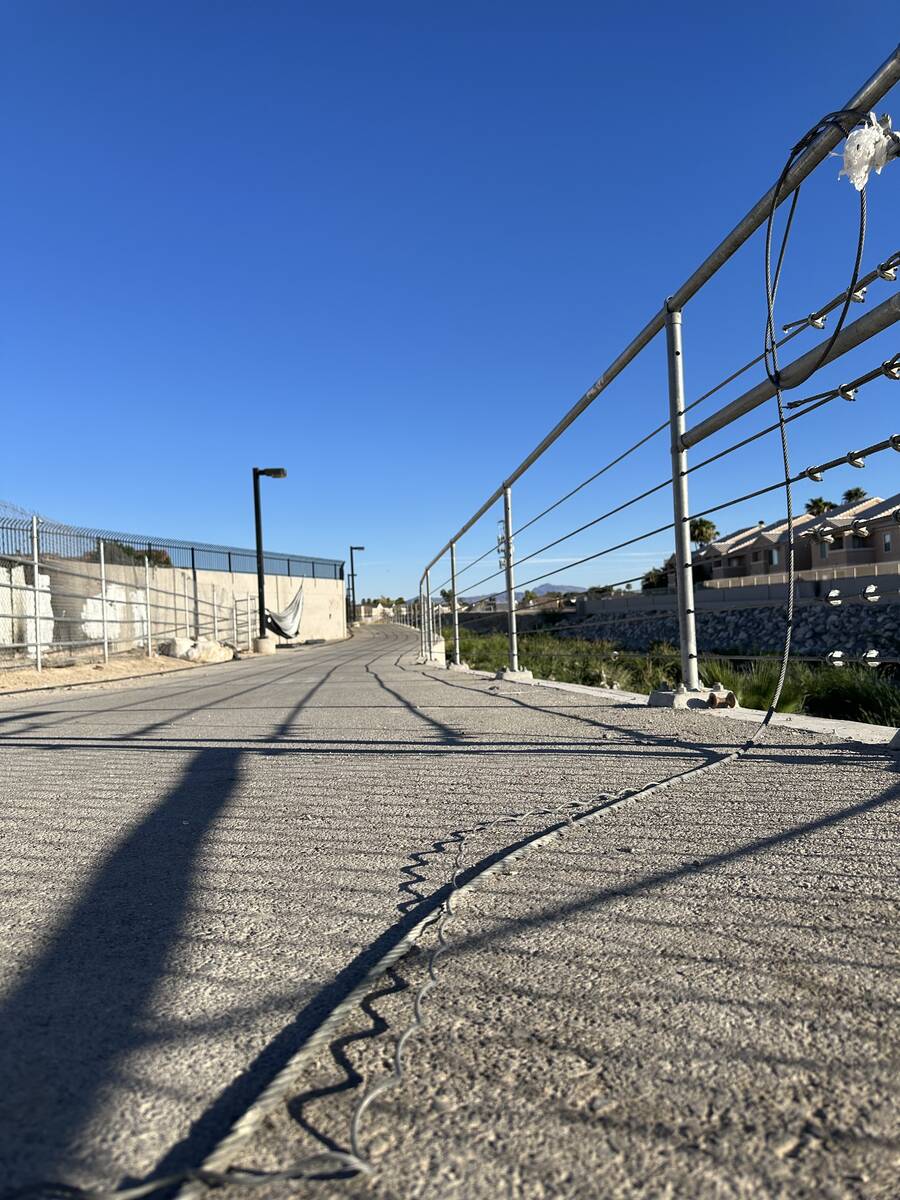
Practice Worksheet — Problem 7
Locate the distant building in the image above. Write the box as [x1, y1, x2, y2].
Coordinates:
[684, 493, 899, 585]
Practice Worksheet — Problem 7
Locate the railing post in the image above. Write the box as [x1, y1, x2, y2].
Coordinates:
[212, 585, 219, 642]
[144, 555, 152, 657]
[232, 600, 238, 647]
[503, 486, 519, 672]
[99, 539, 110, 663]
[31, 515, 42, 672]
[183, 573, 190, 637]
[450, 540, 461, 666]
[418, 585, 426, 658]
[246, 596, 252, 650]
[666, 307, 700, 692]
[424, 569, 433, 658]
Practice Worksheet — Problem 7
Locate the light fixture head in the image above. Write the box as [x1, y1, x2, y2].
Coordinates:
[257, 467, 287, 478]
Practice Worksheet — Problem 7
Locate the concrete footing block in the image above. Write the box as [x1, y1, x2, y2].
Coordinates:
[495, 667, 534, 683]
[890, 728, 900, 750]
[253, 636, 277, 655]
[447, 662, 472, 672]
[648, 687, 712, 709]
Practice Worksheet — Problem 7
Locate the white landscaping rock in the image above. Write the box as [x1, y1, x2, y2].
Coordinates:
[159, 637, 194, 659]
[185, 638, 234, 664]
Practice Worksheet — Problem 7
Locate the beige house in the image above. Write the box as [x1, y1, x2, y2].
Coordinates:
[689, 494, 899, 583]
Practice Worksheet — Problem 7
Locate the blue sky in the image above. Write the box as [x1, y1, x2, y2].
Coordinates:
[2, 4, 898, 599]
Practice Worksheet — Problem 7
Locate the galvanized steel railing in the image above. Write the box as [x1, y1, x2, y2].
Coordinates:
[415, 46, 900, 687]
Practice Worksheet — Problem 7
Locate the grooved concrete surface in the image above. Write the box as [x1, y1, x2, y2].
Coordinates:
[0, 625, 897, 1199]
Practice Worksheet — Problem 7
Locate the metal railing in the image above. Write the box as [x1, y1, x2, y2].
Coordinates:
[416, 46, 900, 683]
[0, 515, 343, 670]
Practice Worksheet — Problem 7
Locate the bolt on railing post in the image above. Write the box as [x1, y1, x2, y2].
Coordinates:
[450, 541, 461, 665]
[144, 555, 152, 657]
[503, 486, 519, 672]
[666, 307, 700, 692]
[31, 515, 42, 673]
[99, 539, 110, 664]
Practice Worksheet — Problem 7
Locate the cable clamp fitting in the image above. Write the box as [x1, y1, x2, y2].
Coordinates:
[863, 584, 880, 604]
[826, 650, 846, 668]
[861, 649, 881, 668]
[850, 287, 867, 304]
[846, 450, 866, 468]
[805, 466, 824, 483]
[882, 354, 900, 380]
[850, 518, 870, 538]
[877, 254, 899, 282]
[838, 383, 857, 401]
[891, 434, 900, 453]
[825, 588, 842, 606]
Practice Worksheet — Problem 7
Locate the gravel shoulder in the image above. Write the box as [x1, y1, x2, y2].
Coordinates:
[0, 627, 896, 1198]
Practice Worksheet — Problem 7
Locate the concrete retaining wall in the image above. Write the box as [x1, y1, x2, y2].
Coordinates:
[0, 557, 346, 659]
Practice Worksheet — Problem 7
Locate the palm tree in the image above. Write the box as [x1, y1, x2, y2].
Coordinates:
[842, 487, 867, 505]
[689, 518, 719, 546]
[805, 497, 836, 516]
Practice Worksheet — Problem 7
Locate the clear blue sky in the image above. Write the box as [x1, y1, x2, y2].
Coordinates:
[3, 4, 898, 599]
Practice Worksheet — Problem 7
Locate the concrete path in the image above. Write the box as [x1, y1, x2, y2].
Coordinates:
[0, 626, 897, 1198]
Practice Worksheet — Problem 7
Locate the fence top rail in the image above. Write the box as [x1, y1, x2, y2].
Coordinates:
[420, 45, 900, 584]
[0, 516, 344, 572]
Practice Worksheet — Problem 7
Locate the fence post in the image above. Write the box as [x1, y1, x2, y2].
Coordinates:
[99, 539, 110, 664]
[183, 574, 189, 637]
[31, 515, 42, 672]
[212, 585, 219, 642]
[190, 546, 199, 641]
[503, 485, 519, 673]
[232, 600, 237, 647]
[144, 556, 152, 657]
[450, 540, 461, 666]
[246, 596, 253, 650]
[666, 307, 700, 692]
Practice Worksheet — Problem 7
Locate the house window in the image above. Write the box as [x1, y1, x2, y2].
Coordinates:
[819, 542, 828, 560]
[771, 548, 780, 566]
[885, 532, 893, 553]
[752, 551, 761, 561]
[713, 559, 722, 568]
[851, 535, 866, 549]
[727, 556, 741, 567]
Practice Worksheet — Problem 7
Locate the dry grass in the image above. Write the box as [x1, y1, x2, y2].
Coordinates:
[0, 651, 200, 695]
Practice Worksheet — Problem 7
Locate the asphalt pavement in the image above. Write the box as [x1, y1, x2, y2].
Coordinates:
[0, 625, 897, 1199]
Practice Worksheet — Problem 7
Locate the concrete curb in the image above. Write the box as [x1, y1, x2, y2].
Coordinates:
[456, 666, 899, 747]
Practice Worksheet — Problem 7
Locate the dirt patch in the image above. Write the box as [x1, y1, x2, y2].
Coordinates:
[0, 652, 203, 695]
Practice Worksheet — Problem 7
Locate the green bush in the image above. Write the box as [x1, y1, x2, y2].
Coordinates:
[699, 658, 811, 714]
[445, 627, 900, 726]
[803, 666, 900, 726]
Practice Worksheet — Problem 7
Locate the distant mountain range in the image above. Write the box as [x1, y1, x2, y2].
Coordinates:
[531, 582, 586, 596]
[459, 582, 586, 602]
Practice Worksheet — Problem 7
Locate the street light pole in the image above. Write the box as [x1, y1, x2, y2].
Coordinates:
[252, 466, 287, 652]
[349, 545, 364, 624]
